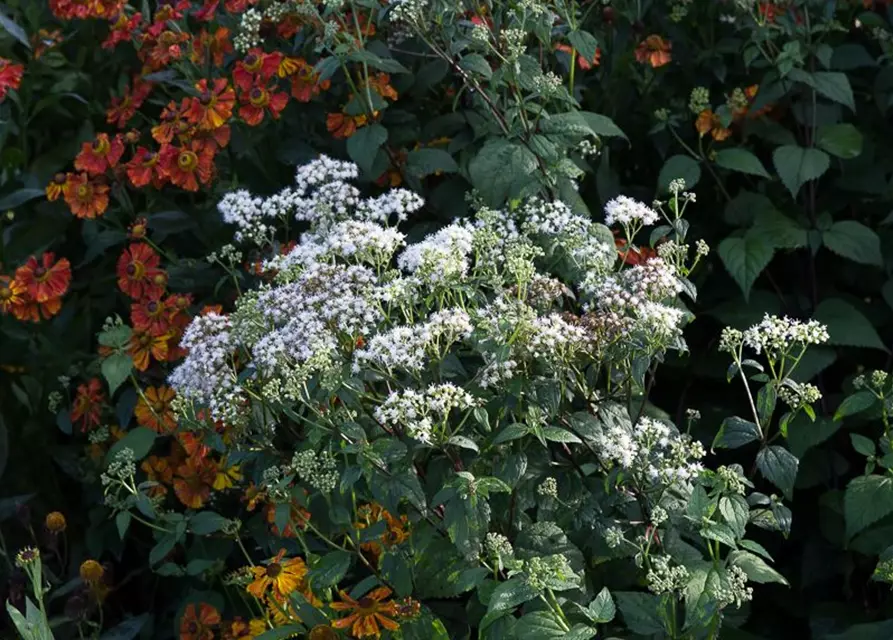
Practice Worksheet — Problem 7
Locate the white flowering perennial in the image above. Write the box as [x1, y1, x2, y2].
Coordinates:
[374, 383, 478, 444]
[604, 195, 659, 228]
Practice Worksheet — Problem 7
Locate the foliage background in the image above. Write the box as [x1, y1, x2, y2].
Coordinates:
[1, 0, 893, 638]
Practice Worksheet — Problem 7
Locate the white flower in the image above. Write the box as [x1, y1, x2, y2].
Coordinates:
[604, 195, 659, 227]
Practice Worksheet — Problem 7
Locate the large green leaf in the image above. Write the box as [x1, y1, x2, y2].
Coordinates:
[772, 145, 830, 198]
[714, 148, 770, 178]
[845, 475, 893, 539]
[615, 592, 665, 635]
[813, 298, 888, 351]
[405, 148, 458, 178]
[658, 155, 701, 192]
[102, 353, 133, 396]
[567, 30, 599, 65]
[756, 446, 798, 500]
[729, 550, 789, 585]
[822, 220, 883, 267]
[347, 124, 388, 174]
[816, 124, 863, 159]
[106, 427, 157, 464]
[468, 139, 539, 206]
[717, 231, 775, 300]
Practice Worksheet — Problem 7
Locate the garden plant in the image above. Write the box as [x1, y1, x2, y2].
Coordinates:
[1, 0, 893, 639]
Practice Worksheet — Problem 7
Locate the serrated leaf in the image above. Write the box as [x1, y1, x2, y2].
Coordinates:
[718, 231, 775, 300]
[580, 112, 627, 140]
[714, 148, 770, 178]
[615, 592, 666, 635]
[756, 446, 798, 500]
[750, 210, 808, 250]
[834, 391, 877, 420]
[102, 353, 133, 396]
[811, 71, 856, 110]
[405, 148, 458, 178]
[458, 53, 492, 79]
[814, 298, 888, 351]
[586, 587, 616, 623]
[772, 145, 830, 198]
[310, 550, 352, 587]
[567, 30, 599, 65]
[658, 155, 701, 193]
[513, 611, 566, 638]
[845, 475, 893, 539]
[816, 124, 863, 159]
[481, 577, 539, 630]
[822, 220, 883, 267]
[850, 433, 876, 457]
[468, 139, 539, 207]
[713, 416, 761, 450]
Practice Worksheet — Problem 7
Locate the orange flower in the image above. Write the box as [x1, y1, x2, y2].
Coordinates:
[160, 142, 215, 191]
[14, 253, 71, 303]
[247, 550, 308, 599]
[326, 112, 368, 140]
[365, 73, 398, 101]
[141, 455, 173, 496]
[223, 618, 267, 639]
[188, 78, 235, 130]
[46, 172, 70, 201]
[180, 603, 220, 640]
[62, 173, 110, 219]
[141, 29, 190, 70]
[152, 101, 191, 144]
[10, 293, 63, 323]
[331, 587, 400, 638]
[0, 58, 24, 102]
[103, 12, 142, 49]
[635, 35, 672, 68]
[355, 503, 409, 563]
[173, 457, 216, 508]
[107, 78, 153, 128]
[75, 133, 125, 175]
[0, 275, 26, 314]
[195, 0, 219, 22]
[117, 243, 165, 299]
[126, 147, 167, 188]
[265, 501, 310, 538]
[238, 83, 289, 126]
[289, 59, 330, 102]
[129, 216, 149, 240]
[71, 378, 105, 431]
[128, 328, 171, 371]
[615, 236, 658, 266]
[135, 386, 177, 433]
[554, 43, 601, 70]
[233, 49, 282, 92]
[191, 27, 232, 67]
[695, 109, 732, 141]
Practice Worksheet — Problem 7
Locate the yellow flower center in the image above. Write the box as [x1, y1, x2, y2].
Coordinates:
[177, 150, 198, 171]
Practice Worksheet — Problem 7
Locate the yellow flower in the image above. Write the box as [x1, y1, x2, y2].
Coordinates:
[247, 549, 308, 599]
[213, 458, 243, 491]
[80, 559, 104, 584]
[331, 587, 400, 638]
[45, 511, 67, 533]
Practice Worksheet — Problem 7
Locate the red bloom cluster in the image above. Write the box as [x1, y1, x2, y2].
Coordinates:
[0, 253, 71, 323]
[0, 58, 24, 102]
[50, 0, 125, 20]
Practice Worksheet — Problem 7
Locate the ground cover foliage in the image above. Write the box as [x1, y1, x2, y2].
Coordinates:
[1, 0, 893, 638]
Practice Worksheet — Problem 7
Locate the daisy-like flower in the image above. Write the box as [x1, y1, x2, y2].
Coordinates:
[106, 78, 153, 128]
[151, 100, 191, 144]
[134, 385, 177, 433]
[74, 133, 125, 175]
[128, 327, 171, 371]
[45, 172, 70, 201]
[238, 82, 289, 126]
[327, 112, 368, 140]
[289, 58, 330, 102]
[212, 457, 243, 490]
[331, 587, 400, 638]
[117, 243, 165, 299]
[160, 141, 215, 191]
[0, 58, 24, 102]
[102, 11, 142, 49]
[70, 378, 105, 431]
[554, 43, 601, 70]
[191, 27, 233, 68]
[180, 602, 220, 640]
[635, 35, 672, 68]
[14, 253, 71, 303]
[0, 275, 25, 314]
[223, 618, 267, 639]
[173, 457, 216, 508]
[695, 109, 732, 141]
[140, 29, 190, 71]
[364, 73, 398, 101]
[126, 147, 166, 188]
[188, 78, 235, 130]
[62, 173, 110, 219]
[131, 297, 172, 336]
[10, 294, 63, 323]
[232, 49, 282, 92]
[247, 549, 308, 599]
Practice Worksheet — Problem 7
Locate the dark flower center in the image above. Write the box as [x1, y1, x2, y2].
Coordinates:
[126, 264, 137, 276]
[147, 301, 159, 313]
[53, 173, 67, 184]
[266, 562, 283, 578]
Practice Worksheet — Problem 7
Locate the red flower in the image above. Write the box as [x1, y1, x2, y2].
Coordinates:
[239, 82, 289, 126]
[75, 133, 125, 175]
[62, 173, 109, 219]
[15, 253, 71, 303]
[289, 59, 330, 102]
[10, 295, 63, 323]
[141, 30, 190, 70]
[180, 603, 220, 640]
[152, 101, 192, 145]
[107, 78, 153, 129]
[103, 12, 142, 49]
[555, 43, 601, 70]
[232, 49, 281, 92]
[194, 0, 219, 21]
[0, 275, 25, 315]
[126, 146, 167, 188]
[45, 172, 70, 201]
[131, 297, 172, 336]
[0, 58, 24, 102]
[174, 459, 216, 509]
[187, 78, 235, 130]
[160, 142, 215, 191]
[635, 35, 672, 68]
[71, 379, 105, 432]
[191, 27, 232, 68]
[117, 243, 165, 299]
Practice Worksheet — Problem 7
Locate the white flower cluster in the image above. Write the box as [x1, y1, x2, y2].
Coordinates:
[646, 555, 690, 595]
[291, 450, 340, 493]
[218, 190, 268, 245]
[594, 416, 705, 486]
[743, 314, 829, 359]
[354, 308, 472, 374]
[777, 380, 822, 408]
[397, 224, 474, 287]
[389, 0, 428, 24]
[604, 195, 659, 228]
[714, 565, 753, 609]
[374, 383, 478, 444]
[234, 8, 262, 52]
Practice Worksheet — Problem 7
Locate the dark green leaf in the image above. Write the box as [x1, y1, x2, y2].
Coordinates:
[822, 221, 883, 267]
[756, 446, 798, 500]
[772, 145, 830, 198]
[814, 298, 888, 351]
[615, 591, 666, 635]
[717, 231, 774, 300]
[714, 148, 770, 178]
[816, 124, 863, 159]
[658, 155, 701, 193]
[567, 31, 599, 65]
[729, 550, 789, 585]
[405, 148, 458, 178]
[458, 54, 492, 79]
[0, 188, 44, 210]
[834, 391, 877, 420]
[468, 139, 539, 207]
[101, 353, 133, 396]
[713, 417, 761, 450]
[106, 427, 156, 464]
[189, 511, 228, 535]
[347, 124, 387, 175]
[845, 475, 893, 538]
[99, 614, 150, 640]
[0, 10, 30, 49]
